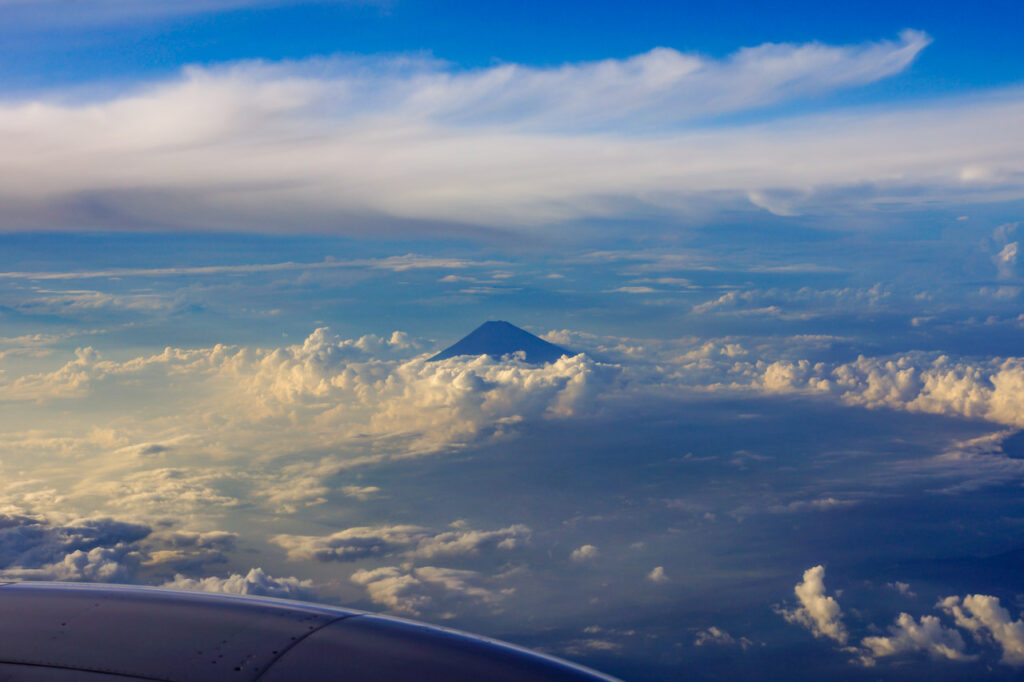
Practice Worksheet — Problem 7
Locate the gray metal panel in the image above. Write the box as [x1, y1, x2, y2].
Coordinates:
[258, 614, 621, 682]
[0, 663, 155, 681]
[0, 582, 355, 681]
[0, 583, 621, 682]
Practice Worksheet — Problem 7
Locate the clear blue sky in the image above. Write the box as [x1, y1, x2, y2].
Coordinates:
[2, 0, 1021, 94]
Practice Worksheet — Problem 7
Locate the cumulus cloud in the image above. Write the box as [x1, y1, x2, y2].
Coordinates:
[778, 565, 848, 645]
[781, 566, 1024, 668]
[410, 524, 530, 559]
[3, 545, 141, 582]
[350, 565, 512, 616]
[0, 328, 613, 459]
[7, 32, 1023, 233]
[861, 613, 973, 664]
[754, 353, 1024, 429]
[570, 544, 600, 563]
[530, 311, 1024, 443]
[647, 566, 669, 583]
[994, 243, 1020, 280]
[940, 595, 1024, 665]
[362, 353, 617, 453]
[162, 567, 314, 599]
[0, 511, 150, 577]
[987, 223, 1021, 281]
[695, 626, 753, 650]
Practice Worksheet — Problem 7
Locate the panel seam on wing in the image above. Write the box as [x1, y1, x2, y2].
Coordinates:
[252, 614, 363, 680]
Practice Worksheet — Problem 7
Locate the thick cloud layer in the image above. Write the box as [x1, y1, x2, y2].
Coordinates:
[0, 328, 615, 462]
[4, 32, 1021, 232]
[756, 354, 1024, 428]
[0, 507, 244, 584]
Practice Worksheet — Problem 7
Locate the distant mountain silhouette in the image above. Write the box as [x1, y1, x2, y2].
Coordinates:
[429, 321, 573, 364]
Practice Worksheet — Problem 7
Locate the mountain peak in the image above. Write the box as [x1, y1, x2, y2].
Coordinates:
[428, 321, 573, 364]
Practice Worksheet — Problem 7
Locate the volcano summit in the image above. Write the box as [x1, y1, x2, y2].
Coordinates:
[429, 321, 574, 364]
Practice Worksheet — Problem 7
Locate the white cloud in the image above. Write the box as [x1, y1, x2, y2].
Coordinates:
[887, 581, 916, 598]
[274, 525, 428, 562]
[341, 485, 380, 501]
[558, 637, 625, 656]
[0, 0, 384, 28]
[0, 508, 240, 583]
[779, 567, 1024, 668]
[861, 613, 973, 664]
[162, 567, 314, 599]
[410, 524, 530, 559]
[14, 289, 178, 315]
[2, 544, 140, 582]
[647, 566, 669, 583]
[143, 530, 238, 571]
[778, 565, 848, 645]
[994, 243, 1020, 280]
[695, 626, 753, 650]
[754, 353, 1024, 429]
[0, 511, 150, 574]
[93, 468, 243, 516]
[692, 285, 890, 317]
[608, 286, 658, 294]
[349, 565, 511, 616]
[940, 595, 1024, 666]
[273, 523, 530, 562]
[768, 497, 859, 513]
[570, 544, 599, 563]
[0, 328, 614, 459]
[8, 33, 1023, 233]
[0, 255, 491, 281]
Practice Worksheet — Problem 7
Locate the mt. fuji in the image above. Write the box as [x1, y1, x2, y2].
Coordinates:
[429, 321, 573, 364]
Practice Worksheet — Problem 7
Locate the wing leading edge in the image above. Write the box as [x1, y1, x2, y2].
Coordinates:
[0, 582, 621, 681]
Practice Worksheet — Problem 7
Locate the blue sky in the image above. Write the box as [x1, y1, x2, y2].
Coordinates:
[2, 2, 1024, 681]
[3, 1, 1022, 91]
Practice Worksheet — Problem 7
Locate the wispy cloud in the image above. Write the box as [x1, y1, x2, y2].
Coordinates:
[0, 255, 494, 280]
[0, 0, 385, 28]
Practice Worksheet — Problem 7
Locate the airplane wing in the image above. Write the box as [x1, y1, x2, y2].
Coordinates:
[0, 581, 621, 681]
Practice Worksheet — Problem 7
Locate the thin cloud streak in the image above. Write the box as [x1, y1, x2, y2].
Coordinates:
[0, 255, 497, 280]
[0, 0, 383, 28]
